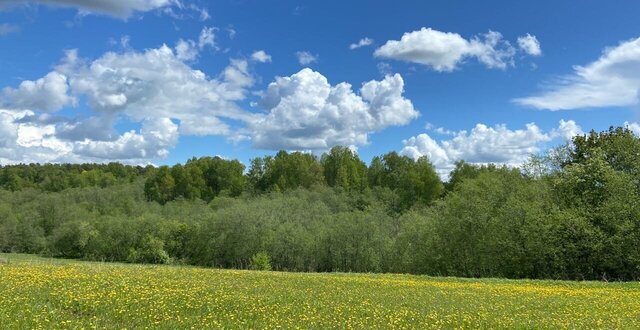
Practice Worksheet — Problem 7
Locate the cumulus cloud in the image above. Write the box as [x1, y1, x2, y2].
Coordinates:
[374, 27, 524, 71]
[550, 119, 583, 141]
[0, 41, 258, 164]
[74, 117, 178, 160]
[2, 71, 75, 112]
[58, 46, 253, 135]
[517, 34, 542, 56]
[55, 115, 117, 142]
[2, 0, 175, 18]
[349, 37, 373, 50]
[249, 68, 418, 150]
[296, 51, 318, 65]
[0, 109, 70, 164]
[514, 37, 640, 110]
[0, 109, 181, 164]
[0, 42, 421, 164]
[251, 50, 272, 63]
[401, 120, 583, 176]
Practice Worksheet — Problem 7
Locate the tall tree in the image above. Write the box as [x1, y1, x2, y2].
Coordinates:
[321, 146, 367, 191]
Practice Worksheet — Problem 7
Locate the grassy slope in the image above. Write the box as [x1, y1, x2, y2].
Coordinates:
[1, 253, 639, 329]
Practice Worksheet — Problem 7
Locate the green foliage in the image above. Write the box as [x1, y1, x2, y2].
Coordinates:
[249, 151, 324, 192]
[366, 152, 443, 210]
[0, 163, 148, 192]
[144, 157, 245, 203]
[321, 146, 368, 191]
[3, 130, 640, 281]
[250, 251, 272, 271]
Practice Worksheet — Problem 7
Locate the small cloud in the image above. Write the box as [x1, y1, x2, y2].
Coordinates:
[517, 34, 542, 56]
[189, 4, 210, 21]
[377, 62, 392, 75]
[296, 51, 318, 65]
[251, 50, 272, 63]
[198, 26, 216, 49]
[120, 35, 131, 49]
[226, 27, 236, 39]
[349, 37, 373, 50]
[375, 27, 517, 72]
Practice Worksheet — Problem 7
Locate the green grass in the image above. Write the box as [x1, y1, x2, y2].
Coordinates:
[1, 253, 639, 329]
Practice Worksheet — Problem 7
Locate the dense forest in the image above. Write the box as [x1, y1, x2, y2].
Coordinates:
[1, 127, 640, 280]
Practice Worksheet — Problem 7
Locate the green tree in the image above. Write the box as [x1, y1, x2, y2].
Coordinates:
[321, 146, 368, 191]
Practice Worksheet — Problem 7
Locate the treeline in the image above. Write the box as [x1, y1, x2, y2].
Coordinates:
[144, 147, 442, 212]
[1, 127, 640, 280]
[0, 163, 150, 192]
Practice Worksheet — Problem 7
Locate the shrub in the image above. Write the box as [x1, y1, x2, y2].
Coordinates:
[250, 251, 272, 271]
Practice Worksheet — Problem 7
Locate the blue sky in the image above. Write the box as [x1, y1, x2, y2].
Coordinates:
[1, 0, 640, 175]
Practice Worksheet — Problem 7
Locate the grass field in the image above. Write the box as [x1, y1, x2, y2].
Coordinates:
[1, 254, 639, 329]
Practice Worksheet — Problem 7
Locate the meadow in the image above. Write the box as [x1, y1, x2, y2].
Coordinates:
[2, 254, 640, 329]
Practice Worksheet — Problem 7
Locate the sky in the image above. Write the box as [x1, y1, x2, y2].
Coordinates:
[1, 0, 640, 176]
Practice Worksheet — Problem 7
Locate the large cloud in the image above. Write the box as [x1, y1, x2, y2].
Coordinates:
[1, 0, 176, 18]
[57, 45, 254, 137]
[73, 117, 178, 160]
[401, 120, 583, 177]
[0, 37, 259, 164]
[0, 109, 181, 164]
[0, 41, 419, 164]
[374, 28, 533, 71]
[515, 37, 640, 110]
[249, 68, 418, 150]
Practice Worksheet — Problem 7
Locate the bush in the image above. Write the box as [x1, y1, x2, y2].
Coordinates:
[127, 235, 171, 264]
[250, 251, 272, 271]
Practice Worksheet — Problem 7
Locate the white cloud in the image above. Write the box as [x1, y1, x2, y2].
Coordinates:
[60, 46, 254, 135]
[0, 42, 258, 164]
[198, 26, 215, 49]
[249, 68, 418, 150]
[0, 110, 178, 165]
[401, 120, 582, 176]
[296, 51, 318, 65]
[550, 119, 583, 141]
[2, 0, 175, 18]
[0, 109, 70, 164]
[350, 37, 373, 50]
[175, 39, 198, 61]
[189, 4, 209, 21]
[251, 50, 272, 63]
[2, 71, 75, 112]
[0, 42, 422, 164]
[515, 37, 640, 110]
[624, 121, 640, 135]
[55, 115, 117, 142]
[517, 34, 542, 56]
[174, 26, 216, 62]
[374, 27, 520, 71]
[74, 117, 178, 159]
